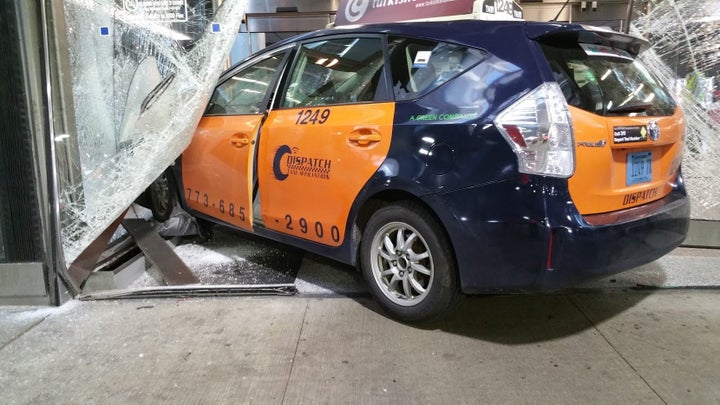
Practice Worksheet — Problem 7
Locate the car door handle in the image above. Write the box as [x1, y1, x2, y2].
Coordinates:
[230, 134, 253, 148]
[348, 128, 382, 146]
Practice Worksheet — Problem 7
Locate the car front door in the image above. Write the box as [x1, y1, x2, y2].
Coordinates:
[181, 50, 288, 231]
[256, 36, 394, 246]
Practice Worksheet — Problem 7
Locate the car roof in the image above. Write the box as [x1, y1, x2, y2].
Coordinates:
[226, 20, 648, 78]
[260, 19, 646, 54]
[269, 20, 534, 50]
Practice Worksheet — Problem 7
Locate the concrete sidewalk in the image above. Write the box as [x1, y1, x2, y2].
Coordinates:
[1, 290, 719, 404]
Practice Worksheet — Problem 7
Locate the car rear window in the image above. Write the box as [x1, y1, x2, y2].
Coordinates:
[540, 42, 676, 117]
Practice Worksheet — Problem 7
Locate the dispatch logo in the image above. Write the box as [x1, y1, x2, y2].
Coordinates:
[273, 145, 332, 181]
[623, 187, 658, 206]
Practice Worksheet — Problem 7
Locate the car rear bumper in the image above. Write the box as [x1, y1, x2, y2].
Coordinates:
[423, 176, 690, 293]
[537, 187, 690, 289]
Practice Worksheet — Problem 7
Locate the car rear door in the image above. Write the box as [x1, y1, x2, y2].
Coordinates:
[181, 50, 289, 230]
[256, 36, 394, 246]
[538, 36, 684, 215]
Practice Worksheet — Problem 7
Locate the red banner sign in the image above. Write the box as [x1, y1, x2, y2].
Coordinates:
[335, 0, 475, 26]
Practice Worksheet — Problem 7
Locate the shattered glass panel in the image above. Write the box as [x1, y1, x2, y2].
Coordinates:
[60, 0, 246, 263]
[632, 1, 720, 220]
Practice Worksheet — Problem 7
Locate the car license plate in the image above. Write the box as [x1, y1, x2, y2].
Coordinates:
[627, 151, 652, 185]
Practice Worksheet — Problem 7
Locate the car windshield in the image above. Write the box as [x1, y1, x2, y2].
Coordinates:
[540, 42, 676, 117]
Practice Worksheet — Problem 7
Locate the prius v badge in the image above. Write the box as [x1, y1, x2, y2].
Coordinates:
[577, 140, 607, 148]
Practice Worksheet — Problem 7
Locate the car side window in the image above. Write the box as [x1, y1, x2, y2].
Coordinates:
[280, 37, 387, 108]
[388, 36, 485, 101]
[206, 52, 285, 115]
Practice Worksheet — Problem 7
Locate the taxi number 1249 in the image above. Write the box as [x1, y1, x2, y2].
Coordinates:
[296, 109, 330, 125]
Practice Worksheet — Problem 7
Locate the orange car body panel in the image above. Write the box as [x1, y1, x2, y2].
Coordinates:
[256, 103, 395, 246]
[569, 106, 685, 215]
[181, 114, 261, 230]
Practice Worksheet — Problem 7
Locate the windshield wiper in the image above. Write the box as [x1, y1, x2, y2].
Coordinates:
[140, 73, 176, 114]
[607, 102, 653, 114]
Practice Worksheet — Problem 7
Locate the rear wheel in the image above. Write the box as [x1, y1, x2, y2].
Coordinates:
[360, 202, 459, 323]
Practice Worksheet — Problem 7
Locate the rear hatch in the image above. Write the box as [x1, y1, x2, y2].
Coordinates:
[534, 26, 684, 215]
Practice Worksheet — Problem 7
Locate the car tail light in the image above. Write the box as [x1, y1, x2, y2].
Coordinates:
[495, 82, 575, 178]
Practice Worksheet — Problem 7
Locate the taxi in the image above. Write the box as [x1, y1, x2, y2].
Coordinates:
[163, 20, 689, 322]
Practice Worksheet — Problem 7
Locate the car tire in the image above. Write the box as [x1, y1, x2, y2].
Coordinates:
[360, 201, 460, 323]
[148, 170, 178, 222]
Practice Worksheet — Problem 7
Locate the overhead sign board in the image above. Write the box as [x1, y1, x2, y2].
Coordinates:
[478, 0, 523, 20]
[123, 0, 189, 22]
[335, 0, 522, 26]
[335, 0, 475, 26]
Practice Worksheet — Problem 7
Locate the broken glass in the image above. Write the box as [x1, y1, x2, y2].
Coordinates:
[632, 0, 720, 220]
[58, 0, 247, 264]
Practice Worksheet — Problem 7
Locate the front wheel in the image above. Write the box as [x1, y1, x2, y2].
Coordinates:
[148, 170, 178, 222]
[360, 202, 460, 323]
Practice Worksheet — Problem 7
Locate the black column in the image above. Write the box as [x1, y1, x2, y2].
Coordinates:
[0, 0, 44, 262]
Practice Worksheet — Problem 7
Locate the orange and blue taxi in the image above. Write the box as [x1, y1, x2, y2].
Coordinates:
[158, 20, 689, 322]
